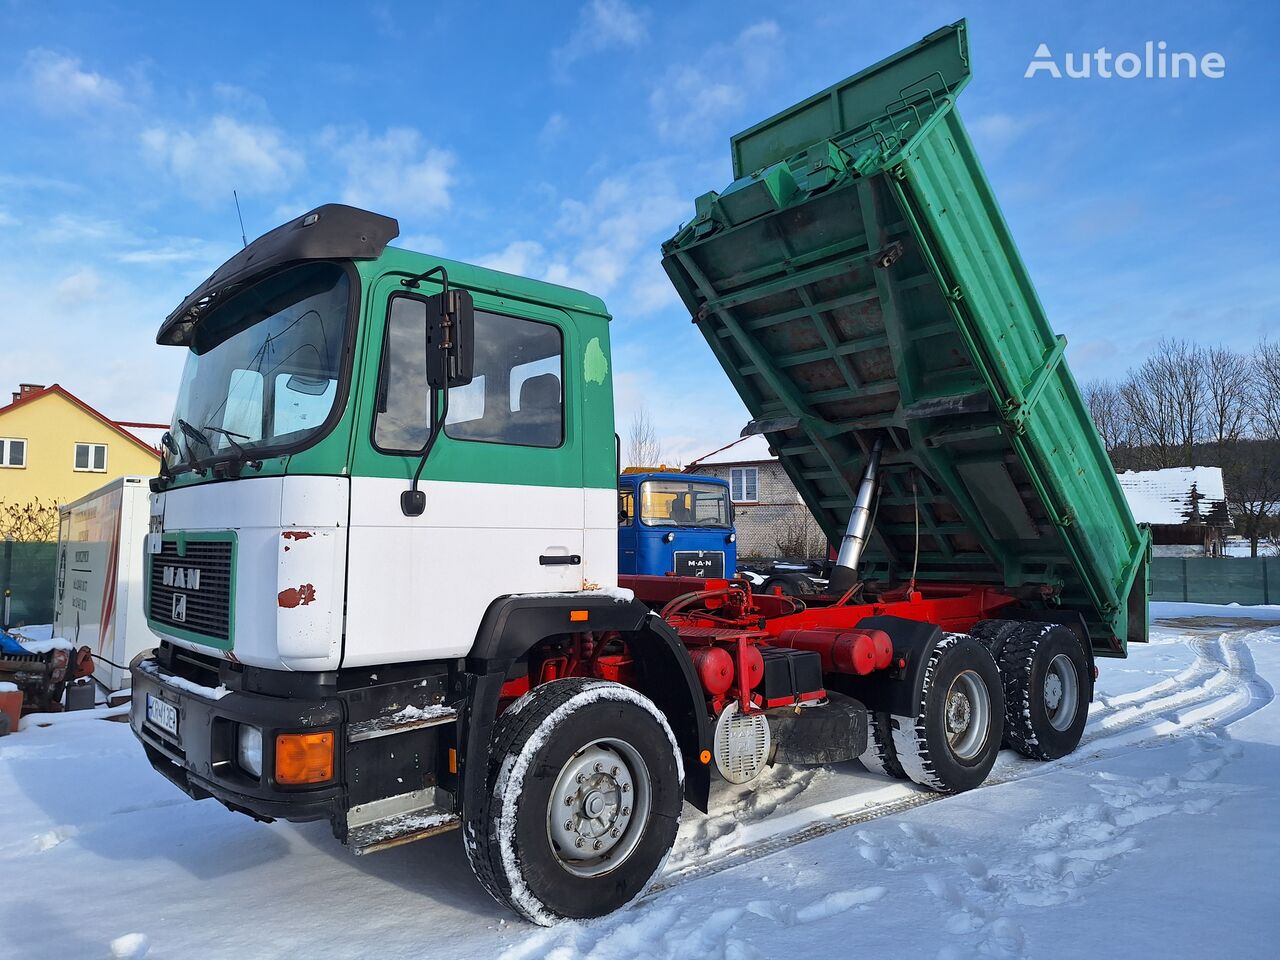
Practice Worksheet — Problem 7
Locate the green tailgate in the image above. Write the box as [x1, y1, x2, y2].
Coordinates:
[661, 21, 1149, 655]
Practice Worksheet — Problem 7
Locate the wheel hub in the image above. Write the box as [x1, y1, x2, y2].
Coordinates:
[1044, 673, 1063, 711]
[547, 740, 651, 878]
[943, 669, 990, 761]
[946, 690, 972, 734]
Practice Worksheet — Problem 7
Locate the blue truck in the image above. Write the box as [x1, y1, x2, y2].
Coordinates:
[617, 473, 737, 578]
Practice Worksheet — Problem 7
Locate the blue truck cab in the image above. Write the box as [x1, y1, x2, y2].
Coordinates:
[617, 472, 737, 578]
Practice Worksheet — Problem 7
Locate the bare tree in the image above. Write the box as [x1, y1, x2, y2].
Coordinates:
[1203, 345, 1251, 461]
[1083, 378, 1130, 453]
[1121, 338, 1206, 468]
[626, 405, 663, 469]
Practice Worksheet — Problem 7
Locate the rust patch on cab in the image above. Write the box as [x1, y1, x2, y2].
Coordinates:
[282, 531, 314, 540]
[278, 584, 317, 608]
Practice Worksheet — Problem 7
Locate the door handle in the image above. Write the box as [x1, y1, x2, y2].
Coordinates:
[539, 554, 581, 566]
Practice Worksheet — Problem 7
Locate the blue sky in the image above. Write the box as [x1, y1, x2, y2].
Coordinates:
[1, 0, 1276, 462]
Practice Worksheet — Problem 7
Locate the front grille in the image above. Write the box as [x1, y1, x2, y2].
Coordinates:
[149, 538, 234, 642]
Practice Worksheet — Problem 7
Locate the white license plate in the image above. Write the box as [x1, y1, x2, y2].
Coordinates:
[146, 694, 180, 739]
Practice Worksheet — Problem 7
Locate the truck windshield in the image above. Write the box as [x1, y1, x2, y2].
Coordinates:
[640, 480, 730, 527]
[165, 262, 352, 469]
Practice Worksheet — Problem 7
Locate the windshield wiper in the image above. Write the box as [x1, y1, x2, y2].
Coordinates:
[203, 426, 262, 469]
[176, 418, 213, 454]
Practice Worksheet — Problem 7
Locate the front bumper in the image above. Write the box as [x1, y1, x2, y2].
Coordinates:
[129, 657, 345, 827]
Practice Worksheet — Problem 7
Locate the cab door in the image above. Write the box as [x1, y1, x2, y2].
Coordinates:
[344, 274, 585, 666]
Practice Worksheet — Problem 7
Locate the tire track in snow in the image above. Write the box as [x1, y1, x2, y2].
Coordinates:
[650, 627, 1275, 898]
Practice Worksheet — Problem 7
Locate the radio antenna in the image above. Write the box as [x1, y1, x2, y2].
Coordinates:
[233, 190, 248, 248]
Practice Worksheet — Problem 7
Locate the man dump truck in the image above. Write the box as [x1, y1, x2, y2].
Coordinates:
[130, 20, 1149, 924]
[616, 472, 737, 578]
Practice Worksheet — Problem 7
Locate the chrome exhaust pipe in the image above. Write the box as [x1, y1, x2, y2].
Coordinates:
[828, 438, 883, 593]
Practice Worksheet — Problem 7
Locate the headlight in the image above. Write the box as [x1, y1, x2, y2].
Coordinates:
[663, 532, 675, 543]
[728, 533, 736, 543]
[237, 724, 263, 778]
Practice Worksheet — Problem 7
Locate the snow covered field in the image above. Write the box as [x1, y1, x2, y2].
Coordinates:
[3, 610, 1277, 959]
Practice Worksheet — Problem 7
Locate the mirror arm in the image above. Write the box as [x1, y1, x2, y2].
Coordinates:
[400, 264, 453, 518]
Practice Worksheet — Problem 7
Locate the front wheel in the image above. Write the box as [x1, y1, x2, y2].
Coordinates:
[465, 678, 684, 924]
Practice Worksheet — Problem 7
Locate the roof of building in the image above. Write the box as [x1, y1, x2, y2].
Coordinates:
[686, 434, 775, 469]
[1117, 466, 1229, 526]
[0, 384, 165, 457]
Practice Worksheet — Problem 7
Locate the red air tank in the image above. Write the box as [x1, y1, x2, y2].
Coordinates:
[776, 628, 894, 676]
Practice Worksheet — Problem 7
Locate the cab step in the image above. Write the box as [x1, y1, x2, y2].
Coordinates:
[347, 704, 457, 742]
[346, 788, 460, 856]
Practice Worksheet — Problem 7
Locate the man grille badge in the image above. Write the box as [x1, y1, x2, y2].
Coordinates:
[172, 594, 187, 623]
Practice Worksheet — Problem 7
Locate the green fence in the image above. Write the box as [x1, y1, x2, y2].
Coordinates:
[1, 540, 57, 627]
[1151, 556, 1280, 605]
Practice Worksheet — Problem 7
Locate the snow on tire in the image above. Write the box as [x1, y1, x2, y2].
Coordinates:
[889, 634, 1004, 794]
[997, 623, 1090, 760]
[858, 710, 908, 780]
[465, 677, 684, 925]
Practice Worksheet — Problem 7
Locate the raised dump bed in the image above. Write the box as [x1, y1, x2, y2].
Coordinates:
[662, 20, 1150, 656]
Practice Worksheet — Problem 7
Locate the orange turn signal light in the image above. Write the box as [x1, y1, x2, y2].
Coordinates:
[570, 610, 589, 622]
[275, 731, 334, 785]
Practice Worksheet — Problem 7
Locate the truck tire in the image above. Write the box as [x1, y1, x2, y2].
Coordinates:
[465, 677, 684, 925]
[997, 623, 1090, 760]
[889, 635, 1004, 794]
[969, 618, 1023, 662]
[858, 711, 907, 780]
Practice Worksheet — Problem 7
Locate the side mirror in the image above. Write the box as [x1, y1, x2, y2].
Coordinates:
[161, 431, 179, 456]
[425, 289, 474, 389]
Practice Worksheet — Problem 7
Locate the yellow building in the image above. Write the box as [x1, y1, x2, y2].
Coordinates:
[0, 383, 164, 506]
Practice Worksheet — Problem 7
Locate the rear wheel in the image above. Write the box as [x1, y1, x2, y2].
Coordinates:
[890, 635, 1004, 794]
[997, 624, 1090, 760]
[858, 711, 907, 780]
[466, 678, 683, 924]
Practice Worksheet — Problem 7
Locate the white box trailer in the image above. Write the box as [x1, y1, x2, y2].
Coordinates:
[53, 476, 152, 691]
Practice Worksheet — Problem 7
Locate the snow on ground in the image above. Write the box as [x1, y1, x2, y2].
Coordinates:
[2, 610, 1277, 959]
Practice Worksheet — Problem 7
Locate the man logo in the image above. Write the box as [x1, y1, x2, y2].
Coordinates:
[162, 566, 201, 590]
[171, 594, 187, 623]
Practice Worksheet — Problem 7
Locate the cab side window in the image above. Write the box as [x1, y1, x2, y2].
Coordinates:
[375, 300, 565, 452]
[618, 488, 634, 526]
[445, 311, 563, 448]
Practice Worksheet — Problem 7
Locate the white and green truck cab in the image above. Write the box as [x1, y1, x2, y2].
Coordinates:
[131, 205, 707, 923]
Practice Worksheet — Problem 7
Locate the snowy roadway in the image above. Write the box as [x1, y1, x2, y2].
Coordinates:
[3, 607, 1278, 959]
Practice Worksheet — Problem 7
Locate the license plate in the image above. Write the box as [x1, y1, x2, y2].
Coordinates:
[674, 551, 725, 578]
[146, 694, 180, 739]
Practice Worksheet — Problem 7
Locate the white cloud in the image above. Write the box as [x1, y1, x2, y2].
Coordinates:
[969, 112, 1040, 152]
[54, 267, 102, 304]
[538, 112, 568, 147]
[327, 127, 454, 217]
[24, 49, 126, 112]
[477, 240, 548, 277]
[650, 20, 781, 142]
[394, 233, 446, 255]
[553, 0, 648, 76]
[0, 210, 17, 228]
[473, 161, 686, 315]
[141, 116, 305, 200]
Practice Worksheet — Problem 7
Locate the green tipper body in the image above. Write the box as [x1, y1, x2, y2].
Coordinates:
[662, 21, 1150, 656]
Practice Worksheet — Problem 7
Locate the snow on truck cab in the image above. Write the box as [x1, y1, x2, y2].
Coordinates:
[130, 20, 1151, 925]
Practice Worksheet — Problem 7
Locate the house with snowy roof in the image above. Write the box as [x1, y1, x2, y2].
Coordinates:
[1116, 466, 1232, 557]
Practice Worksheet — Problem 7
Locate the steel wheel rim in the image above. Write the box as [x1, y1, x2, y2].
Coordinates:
[1044, 653, 1079, 731]
[546, 738, 652, 878]
[944, 669, 990, 760]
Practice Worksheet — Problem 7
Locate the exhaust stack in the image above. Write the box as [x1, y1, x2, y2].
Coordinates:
[828, 438, 883, 593]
